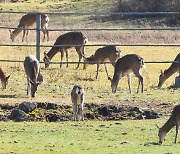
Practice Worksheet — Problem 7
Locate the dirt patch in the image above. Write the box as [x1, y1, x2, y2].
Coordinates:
[0, 101, 173, 122]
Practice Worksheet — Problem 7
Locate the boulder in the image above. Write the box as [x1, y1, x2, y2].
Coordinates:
[18, 102, 36, 113]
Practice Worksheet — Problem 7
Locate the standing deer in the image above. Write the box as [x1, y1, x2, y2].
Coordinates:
[43, 32, 88, 69]
[83, 45, 121, 79]
[24, 55, 43, 97]
[71, 85, 85, 121]
[158, 53, 180, 88]
[0, 67, 11, 89]
[108, 54, 145, 93]
[10, 13, 49, 42]
[156, 104, 180, 144]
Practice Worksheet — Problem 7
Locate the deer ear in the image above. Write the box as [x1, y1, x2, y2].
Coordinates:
[155, 123, 160, 129]
[160, 70, 163, 74]
[9, 29, 12, 33]
[6, 75, 11, 80]
[108, 76, 112, 81]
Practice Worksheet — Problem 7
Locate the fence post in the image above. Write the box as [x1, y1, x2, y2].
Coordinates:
[36, 13, 41, 61]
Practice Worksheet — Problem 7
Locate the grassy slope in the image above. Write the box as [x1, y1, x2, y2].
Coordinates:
[0, 120, 179, 154]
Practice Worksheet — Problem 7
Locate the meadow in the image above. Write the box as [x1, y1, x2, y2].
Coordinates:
[0, 0, 180, 153]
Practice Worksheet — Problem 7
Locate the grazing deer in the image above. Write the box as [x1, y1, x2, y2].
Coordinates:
[108, 54, 145, 93]
[0, 67, 11, 89]
[83, 45, 121, 79]
[71, 85, 85, 121]
[43, 32, 88, 69]
[24, 55, 43, 97]
[158, 53, 180, 88]
[156, 104, 180, 144]
[10, 13, 49, 42]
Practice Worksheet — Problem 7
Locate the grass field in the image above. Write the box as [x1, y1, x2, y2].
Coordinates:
[0, 119, 179, 154]
[0, 1, 179, 153]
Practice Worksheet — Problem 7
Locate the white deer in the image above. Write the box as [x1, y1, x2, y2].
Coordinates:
[156, 104, 180, 144]
[83, 45, 121, 79]
[158, 53, 180, 88]
[43, 31, 88, 69]
[71, 85, 85, 121]
[108, 54, 145, 93]
[10, 13, 49, 42]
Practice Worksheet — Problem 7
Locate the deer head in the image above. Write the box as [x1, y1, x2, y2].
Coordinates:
[29, 78, 42, 97]
[1, 75, 11, 89]
[158, 70, 166, 88]
[43, 52, 50, 68]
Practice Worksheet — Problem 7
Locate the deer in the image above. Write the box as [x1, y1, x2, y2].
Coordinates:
[71, 85, 85, 121]
[43, 31, 88, 69]
[158, 53, 180, 88]
[83, 45, 121, 79]
[0, 67, 11, 89]
[10, 13, 49, 42]
[156, 104, 180, 144]
[24, 55, 43, 97]
[108, 54, 145, 93]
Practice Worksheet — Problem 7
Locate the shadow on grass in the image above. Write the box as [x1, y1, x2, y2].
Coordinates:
[144, 142, 161, 146]
[0, 95, 16, 98]
[76, 77, 95, 81]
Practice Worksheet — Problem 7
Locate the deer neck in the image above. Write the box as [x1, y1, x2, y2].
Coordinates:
[46, 47, 59, 60]
[163, 65, 177, 79]
[0, 69, 6, 81]
[160, 116, 175, 134]
[12, 28, 23, 38]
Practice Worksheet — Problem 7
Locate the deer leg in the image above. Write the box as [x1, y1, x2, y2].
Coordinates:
[22, 29, 26, 42]
[96, 63, 100, 79]
[104, 63, 109, 79]
[60, 50, 64, 68]
[76, 47, 84, 69]
[127, 74, 132, 93]
[65, 50, 69, 68]
[134, 71, 144, 93]
[27, 78, 30, 96]
[73, 102, 77, 121]
[175, 121, 179, 143]
[46, 29, 49, 42]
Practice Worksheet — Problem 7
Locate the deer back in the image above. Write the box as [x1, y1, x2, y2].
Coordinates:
[114, 54, 144, 76]
[24, 55, 40, 82]
[54, 32, 87, 48]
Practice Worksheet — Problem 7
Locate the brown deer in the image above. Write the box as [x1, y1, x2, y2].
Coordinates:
[10, 13, 49, 42]
[24, 55, 43, 97]
[71, 85, 85, 121]
[158, 53, 180, 88]
[83, 45, 121, 79]
[0, 67, 11, 89]
[43, 31, 88, 69]
[156, 104, 180, 144]
[108, 54, 145, 93]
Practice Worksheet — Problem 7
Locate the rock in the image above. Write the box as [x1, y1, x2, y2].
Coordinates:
[0, 115, 8, 121]
[98, 106, 111, 116]
[9, 109, 28, 122]
[18, 102, 36, 113]
[144, 110, 162, 119]
[46, 114, 60, 122]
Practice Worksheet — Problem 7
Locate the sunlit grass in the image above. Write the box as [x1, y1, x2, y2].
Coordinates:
[0, 119, 179, 154]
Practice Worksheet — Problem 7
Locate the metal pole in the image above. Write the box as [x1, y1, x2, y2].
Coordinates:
[36, 13, 41, 61]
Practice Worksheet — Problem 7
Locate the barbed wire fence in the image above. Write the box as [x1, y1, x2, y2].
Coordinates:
[0, 11, 180, 65]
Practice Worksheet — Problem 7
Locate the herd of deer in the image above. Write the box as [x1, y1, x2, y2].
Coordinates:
[0, 13, 179, 144]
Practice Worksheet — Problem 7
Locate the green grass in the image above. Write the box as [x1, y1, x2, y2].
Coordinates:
[0, 119, 179, 154]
